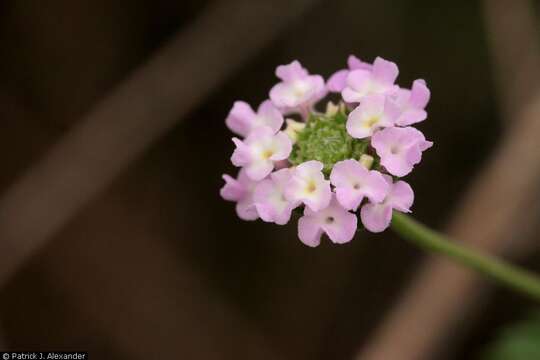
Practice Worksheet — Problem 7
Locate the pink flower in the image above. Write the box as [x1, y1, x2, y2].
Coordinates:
[254, 168, 300, 225]
[220, 169, 260, 221]
[225, 100, 284, 137]
[393, 79, 431, 126]
[231, 126, 292, 181]
[346, 94, 399, 139]
[361, 176, 414, 232]
[330, 159, 389, 211]
[298, 195, 358, 247]
[371, 126, 433, 177]
[269, 60, 326, 117]
[327, 55, 372, 92]
[342, 57, 399, 103]
[285, 160, 332, 212]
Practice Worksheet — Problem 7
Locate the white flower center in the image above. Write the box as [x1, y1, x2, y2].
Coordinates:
[305, 179, 317, 194]
[261, 148, 275, 159]
[292, 80, 309, 98]
[363, 116, 380, 129]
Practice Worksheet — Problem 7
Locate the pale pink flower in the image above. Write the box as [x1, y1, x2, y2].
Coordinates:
[346, 94, 400, 139]
[371, 126, 432, 177]
[393, 79, 431, 126]
[254, 168, 300, 225]
[341, 57, 399, 103]
[298, 195, 357, 247]
[361, 176, 414, 232]
[269, 60, 326, 117]
[226, 100, 284, 137]
[285, 160, 331, 212]
[220, 169, 260, 221]
[327, 55, 372, 92]
[330, 159, 389, 211]
[231, 126, 292, 181]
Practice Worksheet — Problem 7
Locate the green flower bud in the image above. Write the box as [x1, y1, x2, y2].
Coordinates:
[289, 105, 369, 175]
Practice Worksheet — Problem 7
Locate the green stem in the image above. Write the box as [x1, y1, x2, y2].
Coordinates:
[391, 212, 540, 301]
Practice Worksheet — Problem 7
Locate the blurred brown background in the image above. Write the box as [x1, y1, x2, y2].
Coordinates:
[0, 0, 539, 359]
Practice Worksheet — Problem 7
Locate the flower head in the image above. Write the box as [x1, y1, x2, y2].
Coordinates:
[270, 60, 326, 117]
[298, 195, 357, 247]
[330, 159, 389, 211]
[360, 176, 414, 232]
[285, 160, 332, 212]
[341, 57, 399, 103]
[226, 100, 284, 137]
[231, 126, 292, 180]
[220, 169, 259, 220]
[254, 168, 299, 225]
[371, 126, 432, 177]
[346, 94, 399, 139]
[222, 55, 433, 247]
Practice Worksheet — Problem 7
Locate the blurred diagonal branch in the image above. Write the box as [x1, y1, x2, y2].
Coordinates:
[483, 0, 540, 121]
[0, 0, 316, 286]
[0, 0, 318, 356]
[357, 1, 540, 359]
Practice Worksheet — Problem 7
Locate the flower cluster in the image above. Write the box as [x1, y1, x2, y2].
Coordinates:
[221, 56, 432, 247]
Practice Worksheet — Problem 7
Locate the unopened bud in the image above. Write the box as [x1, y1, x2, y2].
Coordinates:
[360, 154, 374, 169]
[284, 119, 306, 143]
[325, 101, 339, 117]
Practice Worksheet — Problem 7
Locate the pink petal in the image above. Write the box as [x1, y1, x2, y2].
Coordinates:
[346, 110, 372, 139]
[341, 87, 361, 104]
[364, 170, 391, 203]
[371, 57, 399, 85]
[322, 210, 357, 244]
[335, 187, 363, 211]
[295, 160, 324, 176]
[270, 132, 293, 161]
[409, 79, 430, 109]
[327, 69, 349, 92]
[285, 161, 331, 212]
[225, 101, 256, 137]
[245, 161, 273, 181]
[298, 216, 323, 247]
[304, 181, 331, 212]
[361, 94, 386, 116]
[276, 60, 308, 81]
[230, 137, 251, 167]
[330, 159, 368, 210]
[342, 69, 371, 102]
[331, 161, 390, 210]
[419, 140, 433, 152]
[257, 100, 284, 133]
[253, 179, 277, 222]
[348, 55, 372, 70]
[346, 69, 371, 90]
[360, 203, 393, 233]
[220, 174, 244, 201]
[236, 199, 259, 221]
[383, 96, 402, 123]
[388, 180, 414, 213]
[253, 169, 297, 225]
[397, 108, 427, 126]
[380, 153, 414, 177]
[405, 145, 423, 166]
[330, 159, 364, 187]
